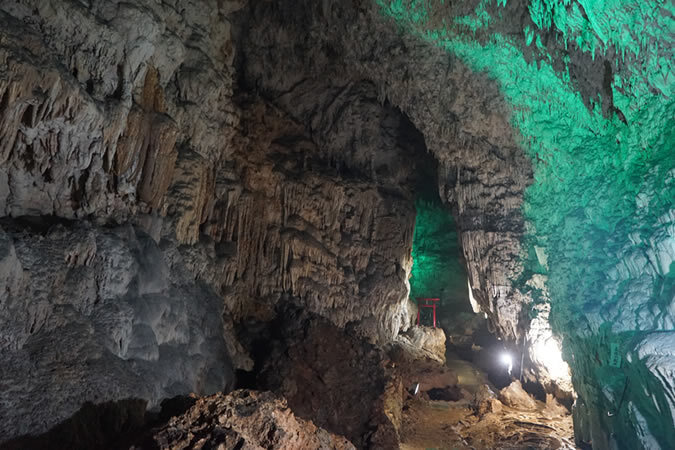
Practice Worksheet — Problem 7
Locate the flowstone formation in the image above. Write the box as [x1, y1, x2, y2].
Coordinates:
[0, 222, 233, 439]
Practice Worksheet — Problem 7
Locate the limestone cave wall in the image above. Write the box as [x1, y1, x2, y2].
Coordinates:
[0, 0, 672, 448]
[0, 0, 422, 441]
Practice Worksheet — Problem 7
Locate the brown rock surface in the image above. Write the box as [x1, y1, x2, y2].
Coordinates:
[499, 380, 539, 411]
[399, 359, 574, 450]
[236, 305, 398, 448]
[396, 326, 448, 364]
[145, 390, 355, 450]
[388, 336, 460, 401]
[186, 97, 421, 345]
[473, 385, 503, 417]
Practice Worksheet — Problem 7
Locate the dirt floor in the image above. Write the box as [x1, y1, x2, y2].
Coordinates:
[399, 353, 577, 450]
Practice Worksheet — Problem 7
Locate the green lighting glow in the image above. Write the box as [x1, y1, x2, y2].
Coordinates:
[377, 1, 674, 446]
[410, 198, 468, 313]
[377, 0, 673, 328]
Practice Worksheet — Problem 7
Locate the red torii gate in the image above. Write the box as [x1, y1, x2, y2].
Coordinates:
[416, 297, 440, 328]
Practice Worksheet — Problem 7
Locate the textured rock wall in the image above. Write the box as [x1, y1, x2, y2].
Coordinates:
[0, 0, 242, 221]
[147, 390, 356, 450]
[0, 0, 248, 440]
[201, 98, 419, 344]
[3, 0, 668, 447]
[0, 0, 426, 440]
[238, 0, 533, 345]
[236, 305, 397, 448]
[0, 221, 233, 439]
[238, 1, 674, 448]
[371, 1, 674, 448]
[356, 1, 673, 448]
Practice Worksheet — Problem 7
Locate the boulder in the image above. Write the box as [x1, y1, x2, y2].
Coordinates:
[499, 380, 539, 411]
[473, 384, 503, 416]
[396, 326, 447, 364]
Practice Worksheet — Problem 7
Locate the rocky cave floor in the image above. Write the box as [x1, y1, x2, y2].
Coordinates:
[2, 323, 578, 450]
[398, 351, 576, 450]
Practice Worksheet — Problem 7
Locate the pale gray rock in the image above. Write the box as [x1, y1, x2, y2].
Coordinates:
[0, 222, 234, 440]
[395, 326, 447, 364]
[635, 332, 675, 418]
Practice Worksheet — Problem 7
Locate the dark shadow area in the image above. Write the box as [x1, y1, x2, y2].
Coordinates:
[0, 397, 196, 450]
[0, 215, 78, 234]
[235, 302, 395, 449]
[427, 387, 463, 401]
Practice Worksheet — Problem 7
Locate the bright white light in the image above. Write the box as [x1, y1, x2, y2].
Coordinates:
[532, 336, 570, 381]
[500, 352, 513, 375]
[528, 303, 574, 395]
[468, 279, 481, 313]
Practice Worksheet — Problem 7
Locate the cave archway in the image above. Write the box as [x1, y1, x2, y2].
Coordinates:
[235, 0, 552, 408]
[1, 0, 672, 448]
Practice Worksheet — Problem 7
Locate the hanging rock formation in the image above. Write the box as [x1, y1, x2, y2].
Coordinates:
[236, 1, 674, 448]
[237, 0, 533, 347]
[0, 0, 422, 443]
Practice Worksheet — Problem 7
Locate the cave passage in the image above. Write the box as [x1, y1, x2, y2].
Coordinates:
[409, 191, 517, 386]
[0, 0, 672, 449]
[410, 195, 470, 328]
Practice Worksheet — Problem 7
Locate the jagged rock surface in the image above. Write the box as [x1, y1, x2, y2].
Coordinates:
[499, 380, 539, 411]
[236, 305, 399, 448]
[1, 0, 671, 448]
[0, 0, 424, 442]
[394, 326, 448, 364]
[237, 1, 533, 344]
[145, 390, 356, 450]
[0, 0, 246, 441]
[197, 97, 419, 344]
[0, 0, 242, 222]
[0, 221, 233, 439]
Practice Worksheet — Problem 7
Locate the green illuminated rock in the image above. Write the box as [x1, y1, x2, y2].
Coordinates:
[377, 1, 674, 448]
[410, 197, 469, 323]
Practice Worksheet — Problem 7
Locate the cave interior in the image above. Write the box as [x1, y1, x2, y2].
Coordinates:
[0, 0, 673, 449]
